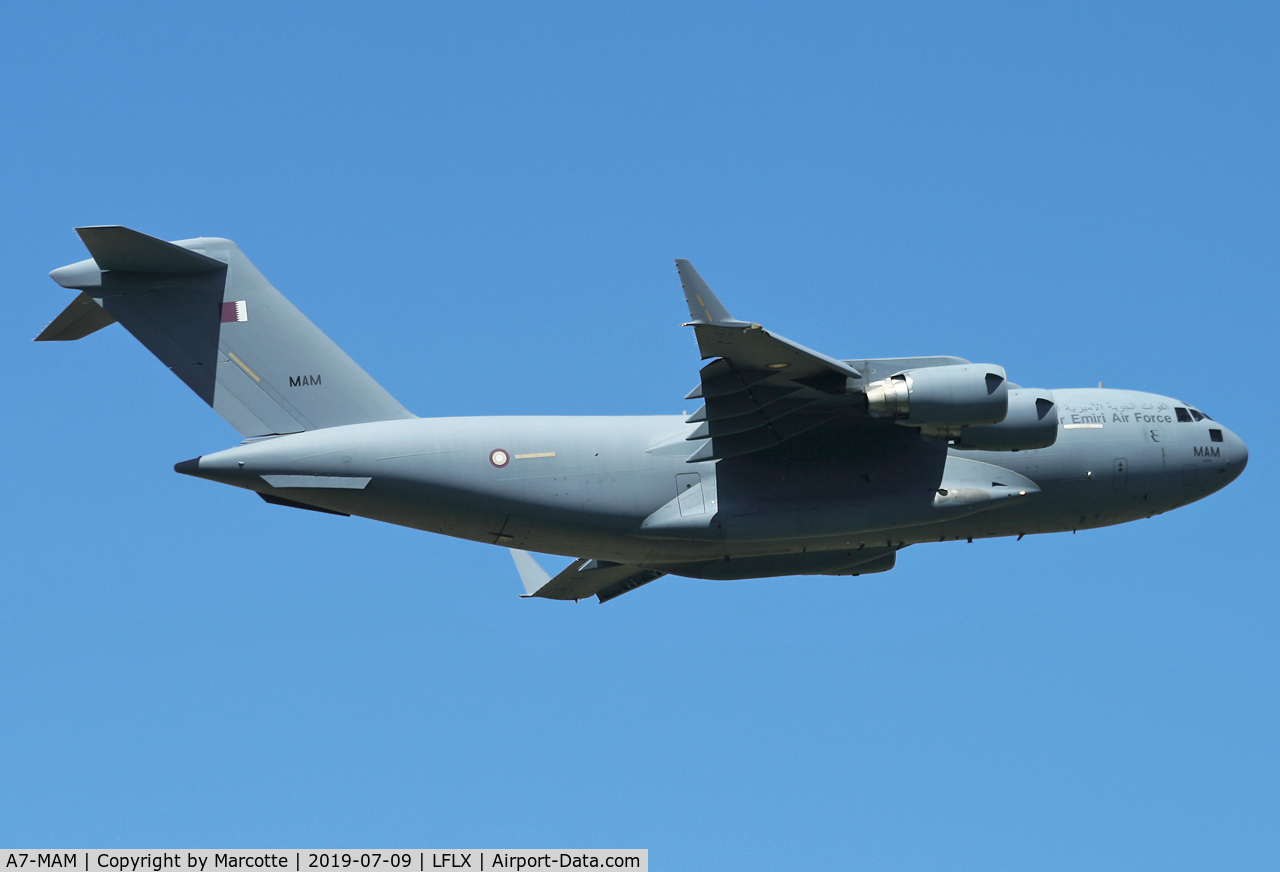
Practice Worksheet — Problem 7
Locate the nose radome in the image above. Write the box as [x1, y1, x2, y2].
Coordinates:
[1233, 431, 1249, 472]
[1222, 428, 1248, 483]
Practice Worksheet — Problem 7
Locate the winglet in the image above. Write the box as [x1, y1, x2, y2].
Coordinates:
[510, 549, 552, 597]
[676, 259, 736, 324]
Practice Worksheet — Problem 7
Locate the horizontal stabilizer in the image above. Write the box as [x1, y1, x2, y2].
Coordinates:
[75, 226, 225, 273]
[34, 291, 116, 341]
[45, 226, 416, 438]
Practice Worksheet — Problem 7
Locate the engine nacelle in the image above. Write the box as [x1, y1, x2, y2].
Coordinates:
[953, 389, 1058, 451]
[865, 363, 1009, 436]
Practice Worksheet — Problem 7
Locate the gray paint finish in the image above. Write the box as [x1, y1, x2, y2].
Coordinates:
[45, 226, 414, 437]
[41, 228, 1249, 602]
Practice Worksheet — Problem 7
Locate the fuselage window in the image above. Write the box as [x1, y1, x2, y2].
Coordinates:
[1175, 407, 1193, 423]
[1210, 429, 1224, 443]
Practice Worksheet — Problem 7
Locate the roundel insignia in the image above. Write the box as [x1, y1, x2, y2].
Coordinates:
[489, 449, 510, 468]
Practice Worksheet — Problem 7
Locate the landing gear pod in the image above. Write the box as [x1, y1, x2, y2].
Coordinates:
[953, 389, 1058, 451]
[865, 364, 1009, 437]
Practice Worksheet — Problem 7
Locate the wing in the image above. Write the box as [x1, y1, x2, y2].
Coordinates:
[510, 550, 664, 603]
[676, 260, 866, 462]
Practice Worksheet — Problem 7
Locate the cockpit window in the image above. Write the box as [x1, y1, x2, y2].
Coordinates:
[1175, 407, 1193, 423]
[1189, 409, 1206, 422]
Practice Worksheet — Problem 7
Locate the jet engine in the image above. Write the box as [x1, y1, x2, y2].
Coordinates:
[952, 389, 1058, 451]
[865, 363, 1009, 437]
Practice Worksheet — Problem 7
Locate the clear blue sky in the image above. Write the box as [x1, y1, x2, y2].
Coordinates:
[2, 2, 1276, 867]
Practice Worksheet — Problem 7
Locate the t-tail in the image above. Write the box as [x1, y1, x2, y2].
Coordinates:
[37, 226, 415, 437]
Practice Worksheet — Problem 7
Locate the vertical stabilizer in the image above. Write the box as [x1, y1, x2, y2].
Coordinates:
[44, 226, 415, 437]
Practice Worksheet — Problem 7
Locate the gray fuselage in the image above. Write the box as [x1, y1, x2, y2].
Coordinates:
[184, 387, 1247, 573]
[42, 229, 1248, 589]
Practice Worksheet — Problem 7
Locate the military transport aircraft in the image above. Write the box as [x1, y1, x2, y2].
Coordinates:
[38, 227, 1247, 602]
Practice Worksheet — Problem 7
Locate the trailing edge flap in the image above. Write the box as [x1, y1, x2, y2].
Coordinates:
[510, 550, 665, 603]
[675, 260, 864, 462]
[75, 226, 225, 273]
[34, 291, 117, 341]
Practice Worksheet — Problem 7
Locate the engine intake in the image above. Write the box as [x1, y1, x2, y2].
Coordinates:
[953, 389, 1058, 451]
[865, 363, 1009, 436]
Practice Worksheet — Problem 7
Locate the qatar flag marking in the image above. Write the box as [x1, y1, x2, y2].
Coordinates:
[220, 300, 248, 323]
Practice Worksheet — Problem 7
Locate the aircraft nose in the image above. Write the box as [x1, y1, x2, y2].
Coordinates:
[1223, 427, 1248, 482]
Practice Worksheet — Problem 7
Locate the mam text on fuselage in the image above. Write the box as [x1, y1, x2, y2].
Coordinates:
[38, 227, 1247, 603]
